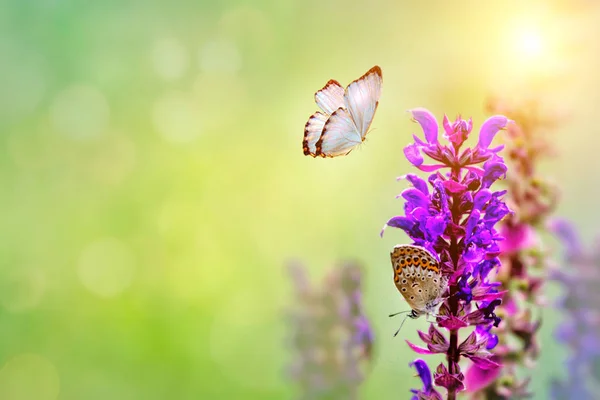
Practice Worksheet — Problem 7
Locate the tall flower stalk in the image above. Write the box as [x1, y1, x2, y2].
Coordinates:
[464, 100, 560, 398]
[287, 261, 374, 400]
[549, 220, 600, 399]
[382, 109, 510, 399]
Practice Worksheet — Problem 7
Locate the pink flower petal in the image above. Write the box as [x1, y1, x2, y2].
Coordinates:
[464, 166, 485, 176]
[499, 223, 538, 254]
[404, 143, 424, 166]
[409, 108, 439, 144]
[437, 316, 468, 330]
[472, 290, 507, 302]
[406, 340, 439, 355]
[415, 164, 446, 172]
[477, 116, 509, 149]
[464, 359, 502, 393]
[467, 355, 501, 370]
[442, 114, 452, 136]
[443, 180, 467, 194]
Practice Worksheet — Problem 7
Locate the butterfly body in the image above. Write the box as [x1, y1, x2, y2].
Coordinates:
[390, 244, 448, 318]
[303, 66, 382, 158]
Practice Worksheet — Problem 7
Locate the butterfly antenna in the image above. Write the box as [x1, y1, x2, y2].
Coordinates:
[393, 314, 410, 337]
[389, 310, 410, 318]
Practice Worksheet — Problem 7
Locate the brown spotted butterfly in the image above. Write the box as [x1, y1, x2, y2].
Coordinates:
[389, 244, 448, 334]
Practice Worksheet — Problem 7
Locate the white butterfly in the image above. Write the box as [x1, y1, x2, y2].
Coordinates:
[303, 66, 382, 158]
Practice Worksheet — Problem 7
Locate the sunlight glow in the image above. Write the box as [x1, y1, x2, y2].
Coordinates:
[517, 28, 544, 59]
[493, 14, 564, 88]
[513, 27, 545, 61]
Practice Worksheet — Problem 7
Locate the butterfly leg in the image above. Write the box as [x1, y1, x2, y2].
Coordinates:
[393, 314, 410, 337]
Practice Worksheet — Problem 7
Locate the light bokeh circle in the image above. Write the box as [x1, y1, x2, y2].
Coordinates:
[198, 39, 242, 74]
[152, 37, 189, 81]
[0, 354, 60, 400]
[77, 237, 136, 298]
[50, 85, 110, 140]
[153, 92, 201, 143]
[0, 268, 46, 313]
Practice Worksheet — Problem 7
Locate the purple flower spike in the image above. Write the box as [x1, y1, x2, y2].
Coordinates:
[385, 108, 510, 399]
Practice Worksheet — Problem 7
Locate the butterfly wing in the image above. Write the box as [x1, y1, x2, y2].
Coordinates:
[315, 80, 345, 114]
[303, 80, 345, 156]
[303, 112, 328, 156]
[303, 67, 382, 158]
[344, 66, 382, 139]
[315, 108, 362, 157]
[391, 245, 443, 314]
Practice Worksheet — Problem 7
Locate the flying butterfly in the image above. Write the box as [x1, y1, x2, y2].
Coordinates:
[389, 244, 448, 336]
[303, 66, 382, 158]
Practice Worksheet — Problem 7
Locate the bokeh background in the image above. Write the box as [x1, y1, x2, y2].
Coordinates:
[1, 0, 599, 399]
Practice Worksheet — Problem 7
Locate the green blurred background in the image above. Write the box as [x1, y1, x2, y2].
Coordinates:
[0, 0, 599, 398]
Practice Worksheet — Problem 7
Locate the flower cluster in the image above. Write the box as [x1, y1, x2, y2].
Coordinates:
[382, 109, 510, 399]
[464, 99, 561, 398]
[549, 220, 600, 400]
[287, 261, 374, 400]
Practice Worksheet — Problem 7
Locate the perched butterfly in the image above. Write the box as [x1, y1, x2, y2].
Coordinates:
[390, 244, 448, 335]
[303, 66, 382, 158]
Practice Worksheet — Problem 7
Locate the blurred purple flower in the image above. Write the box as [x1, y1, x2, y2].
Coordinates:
[287, 261, 374, 399]
[498, 222, 537, 254]
[549, 219, 583, 261]
[549, 220, 600, 400]
[464, 98, 560, 399]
